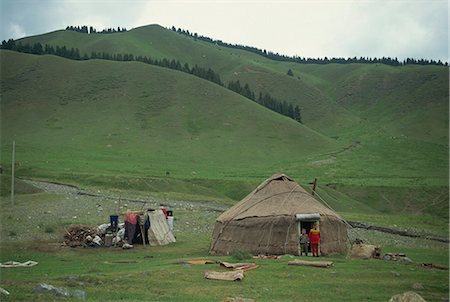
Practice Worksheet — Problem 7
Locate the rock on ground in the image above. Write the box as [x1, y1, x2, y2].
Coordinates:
[33, 283, 86, 299]
[388, 291, 427, 302]
[33, 283, 70, 297]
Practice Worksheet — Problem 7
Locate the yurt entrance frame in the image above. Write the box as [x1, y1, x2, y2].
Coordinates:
[296, 213, 320, 255]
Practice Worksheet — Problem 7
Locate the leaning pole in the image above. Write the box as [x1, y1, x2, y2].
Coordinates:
[11, 140, 15, 205]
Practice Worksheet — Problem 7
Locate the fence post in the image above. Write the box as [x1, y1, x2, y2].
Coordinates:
[11, 140, 15, 205]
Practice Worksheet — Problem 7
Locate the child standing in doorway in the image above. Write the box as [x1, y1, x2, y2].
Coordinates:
[299, 228, 310, 256]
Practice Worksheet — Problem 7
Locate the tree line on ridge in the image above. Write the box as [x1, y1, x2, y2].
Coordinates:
[0, 38, 303, 123]
[66, 25, 127, 34]
[171, 26, 448, 67]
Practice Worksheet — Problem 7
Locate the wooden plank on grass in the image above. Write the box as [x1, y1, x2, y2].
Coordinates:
[288, 260, 333, 268]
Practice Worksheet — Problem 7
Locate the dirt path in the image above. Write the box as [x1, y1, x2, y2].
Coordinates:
[348, 220, 449, 243]
[23, 179, 229, 213]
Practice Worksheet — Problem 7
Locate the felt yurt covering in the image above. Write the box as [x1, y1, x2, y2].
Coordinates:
[209, 173, 348, 255]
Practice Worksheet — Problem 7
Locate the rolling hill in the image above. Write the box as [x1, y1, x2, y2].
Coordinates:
[1, 50, 342, 199]
[1, 24, 448, 212]
[17, 25, 449, 138]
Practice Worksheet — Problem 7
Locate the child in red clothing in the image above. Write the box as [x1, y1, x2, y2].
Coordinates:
[308, 224, 321, 257]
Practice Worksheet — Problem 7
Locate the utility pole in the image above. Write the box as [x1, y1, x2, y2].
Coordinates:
[11, 140, 15, 205]
[310, 177, 317, 196]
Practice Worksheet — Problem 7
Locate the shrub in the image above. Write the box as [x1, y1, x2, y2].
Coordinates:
[232, 249, 252, 261]
[44, 225, 55, 233]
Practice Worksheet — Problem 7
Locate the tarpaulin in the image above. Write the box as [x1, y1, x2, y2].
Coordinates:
[205, 270, 244, 281]
[219, 261, 259, 271]
[1, 261, 38, 268]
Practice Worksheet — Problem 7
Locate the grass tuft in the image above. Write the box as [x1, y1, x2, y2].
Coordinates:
[232, 249, 253, 261]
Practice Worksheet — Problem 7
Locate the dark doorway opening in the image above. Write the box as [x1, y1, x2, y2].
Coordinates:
[301, 221, 315, 235]
[298, 220, 319, 255]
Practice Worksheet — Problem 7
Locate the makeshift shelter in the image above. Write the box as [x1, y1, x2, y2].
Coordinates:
[124, 209, 176, 246]
[209, 173, 347, 255]
[147, 209, 176, 246]
[124, 211, 149, 245]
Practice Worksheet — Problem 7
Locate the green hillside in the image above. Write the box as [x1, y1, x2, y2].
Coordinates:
[1, 50, 341, 200]
[18, 25, 355, 131]
[2, 24, 448, 210]
[17, 25, 448, 146]
[18, 25, 449, 138]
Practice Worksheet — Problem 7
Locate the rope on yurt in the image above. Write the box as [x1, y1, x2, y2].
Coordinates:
[210, 184, 303, 253]
[281, 184, 317, 254]
[313, 187, 368, 243]
[263, 181, 310, 255]
[257, 223, 270, 255]
[211, 175, 314, 254]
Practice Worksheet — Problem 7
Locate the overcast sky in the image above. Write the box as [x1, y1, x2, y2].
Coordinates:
[1, 0, 448, 61]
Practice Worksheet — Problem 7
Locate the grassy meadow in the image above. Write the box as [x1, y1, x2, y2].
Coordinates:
[0, 189, 448, 301]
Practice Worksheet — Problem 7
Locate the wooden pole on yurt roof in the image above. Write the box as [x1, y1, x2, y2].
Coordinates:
[309, 177, 317, 195]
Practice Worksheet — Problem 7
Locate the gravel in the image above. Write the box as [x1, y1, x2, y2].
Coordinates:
[23, 179, 229, 213]
[348, 228, 448, 250]
[1, 179, 224, 242]
[8, 180, 448, 251]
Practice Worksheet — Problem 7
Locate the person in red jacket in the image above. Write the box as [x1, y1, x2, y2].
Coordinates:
[308, 224, 321, 257]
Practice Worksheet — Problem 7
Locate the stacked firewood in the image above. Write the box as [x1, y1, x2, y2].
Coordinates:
[63, 225, 97, 247]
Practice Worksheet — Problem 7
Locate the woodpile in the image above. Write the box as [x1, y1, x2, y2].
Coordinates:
[63, 225, 97, 247]
[62, 223, 126, 248]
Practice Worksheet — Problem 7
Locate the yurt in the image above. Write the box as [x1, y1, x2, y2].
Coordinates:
[209, 173, 348, 255]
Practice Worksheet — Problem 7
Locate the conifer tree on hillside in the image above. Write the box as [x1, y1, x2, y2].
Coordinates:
[294, 106, 302, 123]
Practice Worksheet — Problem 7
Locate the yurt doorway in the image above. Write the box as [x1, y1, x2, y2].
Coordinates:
[296, 213, 320, 256]
[300, 221, 315, 234]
